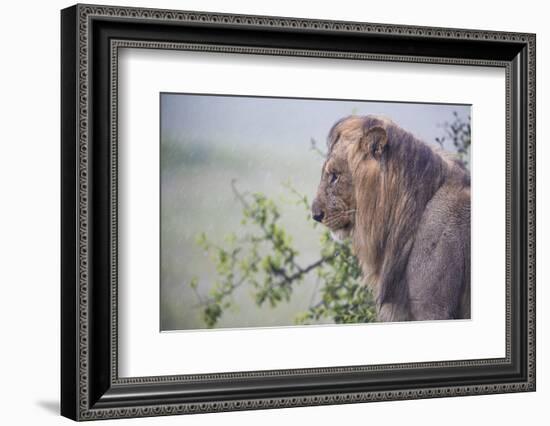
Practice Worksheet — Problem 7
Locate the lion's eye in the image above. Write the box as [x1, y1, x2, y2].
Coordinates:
[329, 172, 339, 184]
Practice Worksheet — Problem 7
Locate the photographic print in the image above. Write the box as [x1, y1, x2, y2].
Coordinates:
[160, 94, 471, 331]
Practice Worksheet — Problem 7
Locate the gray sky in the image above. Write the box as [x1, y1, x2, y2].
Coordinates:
[161, 93, 470, 151]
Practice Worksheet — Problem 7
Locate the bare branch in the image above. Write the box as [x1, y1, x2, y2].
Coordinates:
[310, 138, 327, 159]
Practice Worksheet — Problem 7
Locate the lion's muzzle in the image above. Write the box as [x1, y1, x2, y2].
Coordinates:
[311, 199, 324, 223]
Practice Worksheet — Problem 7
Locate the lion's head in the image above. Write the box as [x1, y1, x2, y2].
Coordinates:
[311, 115, 393, 242]
[311, 117, 357, 240]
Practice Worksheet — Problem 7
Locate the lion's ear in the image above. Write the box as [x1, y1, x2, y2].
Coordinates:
[359, 126, 388, 159]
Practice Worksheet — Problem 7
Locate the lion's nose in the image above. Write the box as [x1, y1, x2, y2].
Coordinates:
[311, 200, 325, 223]
[313, 212, 324, 222]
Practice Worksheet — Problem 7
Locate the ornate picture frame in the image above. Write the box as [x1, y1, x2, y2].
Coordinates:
[61, 4, 535, 421]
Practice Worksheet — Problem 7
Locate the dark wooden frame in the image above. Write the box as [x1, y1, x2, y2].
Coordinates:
[61, 3, 536, 421]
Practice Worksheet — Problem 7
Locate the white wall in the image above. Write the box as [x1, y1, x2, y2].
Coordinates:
[0, 0, 546, 424]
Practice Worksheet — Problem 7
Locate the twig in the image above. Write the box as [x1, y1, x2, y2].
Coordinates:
[310, 138, 327, 159]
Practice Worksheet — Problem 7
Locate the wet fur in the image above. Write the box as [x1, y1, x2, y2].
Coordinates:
[314, 115, 470, 321]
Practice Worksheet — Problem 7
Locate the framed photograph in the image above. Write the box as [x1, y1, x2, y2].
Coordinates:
[61, 4, 536, 421]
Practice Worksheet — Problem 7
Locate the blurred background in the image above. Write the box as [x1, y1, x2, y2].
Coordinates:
[160, 93, 470, 331]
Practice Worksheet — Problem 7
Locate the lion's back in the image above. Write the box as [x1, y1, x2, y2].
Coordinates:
[405, 180, 470, 320]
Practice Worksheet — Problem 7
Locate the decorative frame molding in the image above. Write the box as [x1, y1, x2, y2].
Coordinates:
[61, 3, 536, 421]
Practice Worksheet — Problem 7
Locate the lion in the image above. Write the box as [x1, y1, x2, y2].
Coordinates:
[311, 115, 470, 322]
